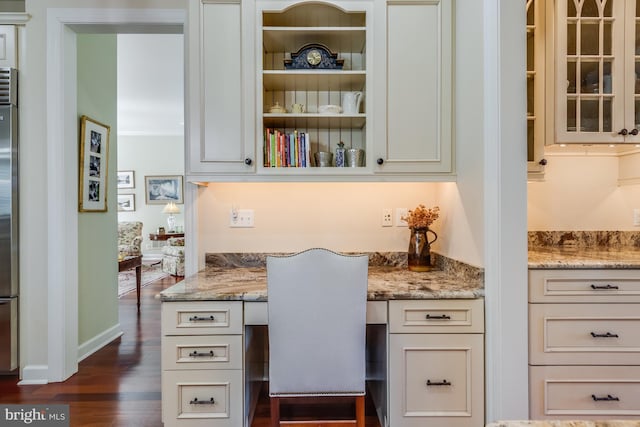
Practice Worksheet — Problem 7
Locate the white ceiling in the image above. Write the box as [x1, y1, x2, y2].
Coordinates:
[117, 33, 184, 136]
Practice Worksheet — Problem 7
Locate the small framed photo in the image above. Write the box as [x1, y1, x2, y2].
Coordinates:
[117, 194, 135, 212]
[117, 170, 135, 189]
[145, 175, 184, 205]
[78, 115, 110, 212]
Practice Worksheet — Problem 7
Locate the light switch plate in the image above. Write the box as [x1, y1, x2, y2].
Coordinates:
[634, 208, 640, 226]
[230, 209, 255, 227]
[396, 208, 408, 227]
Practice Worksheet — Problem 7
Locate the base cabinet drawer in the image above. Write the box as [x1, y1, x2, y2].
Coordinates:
[162, 369, 242, 427]
[162, 335, 243, 370]
[530, 365, 640, 419]
[529, 303, 640, 365]
[162, 301, 243, 336]
[389, 333, 484, 427]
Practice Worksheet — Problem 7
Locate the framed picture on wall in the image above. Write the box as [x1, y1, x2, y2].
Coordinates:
[117, 194, 135, 212]
[78, 115, 110, 212]
[145, 175, 184, 205]
[117, 170, 135, 189]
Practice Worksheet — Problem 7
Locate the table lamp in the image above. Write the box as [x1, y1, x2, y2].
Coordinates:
[162, 201, 180, 232]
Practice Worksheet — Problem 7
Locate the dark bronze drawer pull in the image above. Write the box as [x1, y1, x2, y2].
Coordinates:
[591, 394, 619, 402]
[426, 314, 451, 320]
[590, 284, 619, 290]
[189, 350, 215, 358]
[427, 379, 451, 386]
[189, 315, 215, 322]
[590, 332, 619, 338]
[190, 397, 215, 405]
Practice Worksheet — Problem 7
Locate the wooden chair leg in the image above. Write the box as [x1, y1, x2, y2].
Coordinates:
[270, 396, 280, 427]
[355, 395, 365, 427]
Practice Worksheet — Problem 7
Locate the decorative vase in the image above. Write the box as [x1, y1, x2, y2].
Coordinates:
[407, 227, 438, 272]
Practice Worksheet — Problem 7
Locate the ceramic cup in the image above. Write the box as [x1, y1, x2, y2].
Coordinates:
[291, 103, 305, 114]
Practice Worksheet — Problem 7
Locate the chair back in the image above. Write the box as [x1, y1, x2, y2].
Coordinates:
[267, 248, 368, 397]
[117, 221, 143, 257]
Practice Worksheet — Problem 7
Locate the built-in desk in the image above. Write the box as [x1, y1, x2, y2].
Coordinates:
[159, 254, 485, 427]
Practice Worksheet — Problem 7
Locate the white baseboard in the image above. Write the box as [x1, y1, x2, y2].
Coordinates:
[18, 365, 49, 385]
[77, 323, 123, 363]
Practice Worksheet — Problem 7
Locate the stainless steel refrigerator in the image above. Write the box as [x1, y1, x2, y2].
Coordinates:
[0, 68, 18, 373]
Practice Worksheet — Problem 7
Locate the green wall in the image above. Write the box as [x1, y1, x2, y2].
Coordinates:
[77, 34, 119, 347]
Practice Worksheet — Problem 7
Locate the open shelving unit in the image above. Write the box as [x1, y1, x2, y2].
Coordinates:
[257, 1, 371, 171]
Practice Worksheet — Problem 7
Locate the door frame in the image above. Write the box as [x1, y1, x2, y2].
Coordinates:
[44, 7, 186, 383]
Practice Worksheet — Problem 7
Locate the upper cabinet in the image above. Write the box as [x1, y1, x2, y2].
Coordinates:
[186, 0, 454, 181]
[0, 26, 17, 69]
[526, 0, 548, 177]
[555, 0, 640, 144]
[373, 0, 453, 175]
[187, 0, 256, 176]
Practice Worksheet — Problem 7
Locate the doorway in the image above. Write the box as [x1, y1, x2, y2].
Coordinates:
[43, 8, 185, 383]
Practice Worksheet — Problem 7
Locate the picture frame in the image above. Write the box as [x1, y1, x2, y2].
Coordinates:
[117, 170, 135, 189]
[78, 115, 110, 212]
[117, 194, 135, 212]
[145, 175, 184, 205]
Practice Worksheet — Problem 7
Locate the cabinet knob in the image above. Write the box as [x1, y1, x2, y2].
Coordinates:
[618, 128, 629, 136]
[244, 158, 252, 165]
[376, 158, 384, 165]
[538, 158, 547, 166]
[631, 128, 639, 136]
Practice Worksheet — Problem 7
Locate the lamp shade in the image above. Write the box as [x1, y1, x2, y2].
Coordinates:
[162, 202, 180, 214]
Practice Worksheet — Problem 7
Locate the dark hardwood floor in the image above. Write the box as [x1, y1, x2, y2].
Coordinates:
[0, 274, 382, 427]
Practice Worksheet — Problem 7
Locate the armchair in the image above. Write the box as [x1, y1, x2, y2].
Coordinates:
[117, 221, 143, 257]
[267, 248, 369, 426]
[161, 237, 185, 276]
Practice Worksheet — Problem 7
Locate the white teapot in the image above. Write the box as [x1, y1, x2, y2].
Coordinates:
[341, 92, 362, 115]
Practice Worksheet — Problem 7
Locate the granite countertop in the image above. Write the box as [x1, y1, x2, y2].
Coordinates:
[528, 231, 640, 269]
[160, 252, 484, 302]
[528, 246, 640, 269]
[487, 422, 640, 427]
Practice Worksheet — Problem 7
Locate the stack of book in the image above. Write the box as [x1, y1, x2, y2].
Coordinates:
[264, 129, 312, 167]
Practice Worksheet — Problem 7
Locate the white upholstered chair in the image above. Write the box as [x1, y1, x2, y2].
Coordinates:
[267, 248, 369, 427]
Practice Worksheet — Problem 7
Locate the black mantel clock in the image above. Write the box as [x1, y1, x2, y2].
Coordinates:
[284, 43, 344, 70]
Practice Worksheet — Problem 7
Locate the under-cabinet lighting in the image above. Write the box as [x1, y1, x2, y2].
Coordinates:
[609, 144, 616, 147]
[559, 144, 567, 147]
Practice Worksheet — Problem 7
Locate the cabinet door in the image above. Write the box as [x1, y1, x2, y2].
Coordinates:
[375, 0, 453, 175]
[0, 26, 16, 69]
[389, 333, 484, 427]
[555, 0, 640, 144]
[187, 0, 255, 176]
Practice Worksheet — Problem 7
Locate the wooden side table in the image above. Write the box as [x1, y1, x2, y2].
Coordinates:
[148, 232, 184, 241]
[118, 255, 142, 312]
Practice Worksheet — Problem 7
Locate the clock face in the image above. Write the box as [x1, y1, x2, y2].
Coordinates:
[306, 49, 322, 66]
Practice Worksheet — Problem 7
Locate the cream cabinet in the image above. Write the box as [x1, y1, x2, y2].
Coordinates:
[373, 0, 454, 175]
[187, 0, 455, 181]
[0, 26, 16, 69]
[388, 299, 484, 427]
[528, 268, 640, 419]
[554, 0, 640, 144]
[526, 0, 548, 178]
[161, 301, 244, 427]
[186, 0, 255, 176]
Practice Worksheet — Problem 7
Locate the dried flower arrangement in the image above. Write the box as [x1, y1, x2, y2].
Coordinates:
[402, 204, 440, 229]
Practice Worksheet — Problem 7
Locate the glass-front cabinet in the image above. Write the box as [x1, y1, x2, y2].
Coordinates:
[527, 0, 547, 176]
[556, 0, 640, 143]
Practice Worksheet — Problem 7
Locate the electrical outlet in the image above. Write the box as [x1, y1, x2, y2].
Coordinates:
[230, 209, 255, 227]
[634, 208, 640, 226]
[396, 208, 408, 227]
[382, 208, 393, 227]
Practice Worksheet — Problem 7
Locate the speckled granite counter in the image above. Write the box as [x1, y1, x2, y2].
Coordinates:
[487, 422, 640, 427]
[529, 231, 640, 269]
[528, 247, 640, 269]
[160, 252, 484, 302]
